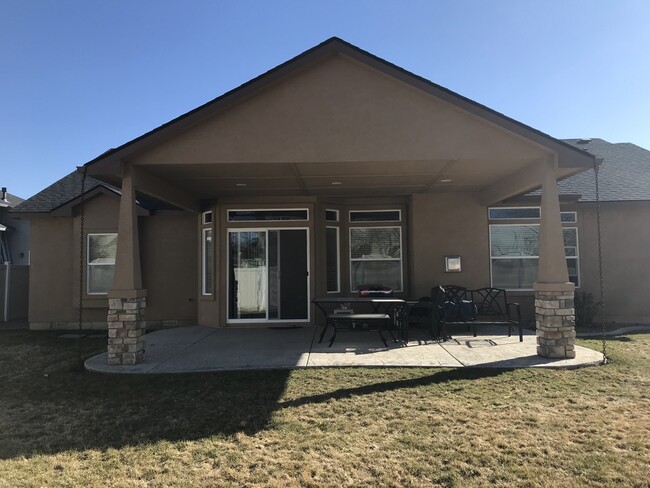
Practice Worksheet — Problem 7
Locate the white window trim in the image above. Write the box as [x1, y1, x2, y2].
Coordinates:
[489, 224, 580, 290]
[226, 227, 311, 324]
[326, 226, 340, 293]
[349, 226, 403, 292]
[349, 209, 402, 222]
[227, 208, 310, 223]
[201, 228, 213, 296]
[488, 206, 541, 220]
[87, 232, 117, 296]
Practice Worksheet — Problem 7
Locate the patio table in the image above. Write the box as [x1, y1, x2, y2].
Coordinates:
[312, 297, 405, 347]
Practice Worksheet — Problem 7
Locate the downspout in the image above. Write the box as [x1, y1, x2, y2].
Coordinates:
[3, 260, 9, 322]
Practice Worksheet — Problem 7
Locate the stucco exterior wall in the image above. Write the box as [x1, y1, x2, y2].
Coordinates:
[29, 194, 198, 329]
[577, 201, 650, 324]
[29, 216, 76, 325]
[140, 213, 198, 326]
[410, 192, 490, 298]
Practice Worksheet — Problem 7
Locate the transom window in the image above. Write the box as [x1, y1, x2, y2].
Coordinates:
[325, 209, 339, 222]
[227, 209, 308, 222]
[488, 207, 541, 220]
[349, 210, 401, 222]
[350, 227, 402, 291]
[87, 233, 117, 295]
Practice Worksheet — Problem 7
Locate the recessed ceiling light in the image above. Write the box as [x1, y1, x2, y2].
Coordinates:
[440, 179, 452, 183]
[235, 183, 247, 187]
[331, 181, 342, 185]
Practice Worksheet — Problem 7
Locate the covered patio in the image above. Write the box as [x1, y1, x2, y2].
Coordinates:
[85, 325, 604, 374]
[76, 38, 597, 366]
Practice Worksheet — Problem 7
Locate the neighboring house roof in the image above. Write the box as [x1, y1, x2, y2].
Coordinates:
[11, 170, 178, 214]
[0, 193, 25, 208]
[11, 171, 111, 213]
[527, 138, 650, 202]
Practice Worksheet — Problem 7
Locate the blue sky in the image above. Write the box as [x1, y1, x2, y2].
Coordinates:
[2, 0, 649, 199]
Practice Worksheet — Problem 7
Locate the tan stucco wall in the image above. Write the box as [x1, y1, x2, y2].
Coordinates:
[134, 54, 549, 167]
[28, 194, 198, 328]
[410, 192, 490, 298]
[577, 201, 650, 324]
[29, 216, 77, 323]
[140, 213, 198, 324]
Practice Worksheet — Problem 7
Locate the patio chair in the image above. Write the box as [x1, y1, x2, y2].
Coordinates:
[400, 285, 446, 341]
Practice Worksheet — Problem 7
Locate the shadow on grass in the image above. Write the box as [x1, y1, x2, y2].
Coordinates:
[0, 330, 506, 460]
[278, 367, 506, 410]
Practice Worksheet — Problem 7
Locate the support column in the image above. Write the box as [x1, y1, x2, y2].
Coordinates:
[107, 162, 147, 365]
[534, 157, 575, 359]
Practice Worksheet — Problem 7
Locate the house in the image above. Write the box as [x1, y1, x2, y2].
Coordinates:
[1, 187, 30, 321]
[13, 37, 601, 364]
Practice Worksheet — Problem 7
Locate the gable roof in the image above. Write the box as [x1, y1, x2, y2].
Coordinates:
[527, 139, 650, 202]
[84, 37, 593, 176]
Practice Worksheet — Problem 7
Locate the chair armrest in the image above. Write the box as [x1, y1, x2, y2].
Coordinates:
[505, 302, 522, 324]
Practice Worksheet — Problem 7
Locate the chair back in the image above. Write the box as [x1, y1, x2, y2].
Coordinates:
[471, 288, 507, 317]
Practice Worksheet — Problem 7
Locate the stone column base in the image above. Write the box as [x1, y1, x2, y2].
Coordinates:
[534, 282, 576, 359]
[107, 296, 146, 365]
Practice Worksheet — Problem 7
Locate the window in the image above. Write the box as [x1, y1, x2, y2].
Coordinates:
[561, 211, 577, 223]
[202, 211, 213, 224]
[490, 225, 579, 289]
[227, 209, 308, 222]
[325, 209, 339, 222]
[349, 210, 401, 222]
[87, 233, 117, 295]
[202, 228, 214, 295]
[350, 227, 402, 291]
[488, 207, 541, 220]
[326, 227, 340, 293]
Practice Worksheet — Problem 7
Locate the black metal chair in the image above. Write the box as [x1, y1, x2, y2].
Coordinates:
[399, 285, 446, 342]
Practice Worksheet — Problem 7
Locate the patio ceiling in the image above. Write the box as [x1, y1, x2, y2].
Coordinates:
[131, 157, 579, 199]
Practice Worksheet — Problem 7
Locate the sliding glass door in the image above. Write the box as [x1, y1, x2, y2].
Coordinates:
[228, 229, 309, 322]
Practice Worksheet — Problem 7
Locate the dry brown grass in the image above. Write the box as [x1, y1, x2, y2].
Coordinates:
[0, 331, 648, 487]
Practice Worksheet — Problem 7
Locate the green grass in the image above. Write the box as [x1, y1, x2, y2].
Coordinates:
[0, 331, 648, 487]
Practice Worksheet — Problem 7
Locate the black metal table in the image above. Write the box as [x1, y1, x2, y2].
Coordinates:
[312, 297, 405, 347]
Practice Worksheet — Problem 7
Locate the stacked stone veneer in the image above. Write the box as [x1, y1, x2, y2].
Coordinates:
[535, 284, 576, 359]
[107, 297, 146, 365]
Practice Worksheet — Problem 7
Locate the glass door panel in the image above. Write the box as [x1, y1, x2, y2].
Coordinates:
[228, 229, 308, 322]
[228, 231, 267, 320]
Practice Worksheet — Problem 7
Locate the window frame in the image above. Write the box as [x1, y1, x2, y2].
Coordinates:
[349, 225, 403, 292]
[87, 232, 117, 296]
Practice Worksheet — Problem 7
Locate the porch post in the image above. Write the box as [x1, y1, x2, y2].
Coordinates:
[534, 157, 575, 359]
[107, 162, 147, 365]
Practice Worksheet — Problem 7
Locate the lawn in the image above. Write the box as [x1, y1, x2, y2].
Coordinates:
[0, 331, 648, 487]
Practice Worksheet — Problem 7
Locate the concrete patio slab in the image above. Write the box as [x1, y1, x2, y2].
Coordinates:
[85, 325, 605, 374]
